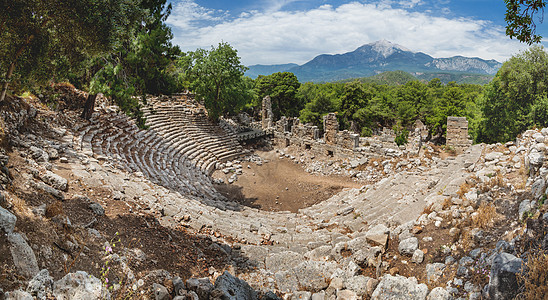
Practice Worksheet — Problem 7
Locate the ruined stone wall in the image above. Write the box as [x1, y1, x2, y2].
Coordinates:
[276, 116, 291, 133]
[336, 130, 360, 149]
[261, 96, 273, 129]
[406, 120, 428, 156]
[271, 113, 360, 159]
[446, 116, 472, 153]
[323, 113, 339, 145]
[291, 119, 320, 140]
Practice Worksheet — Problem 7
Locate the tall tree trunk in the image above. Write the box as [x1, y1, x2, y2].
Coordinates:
[0, 35, 35, 103]
[0, 63, 16, 103]
[81, 94, 97, 120]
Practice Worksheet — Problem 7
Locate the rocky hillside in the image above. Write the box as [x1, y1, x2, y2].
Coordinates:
[0, 89, 546, 300]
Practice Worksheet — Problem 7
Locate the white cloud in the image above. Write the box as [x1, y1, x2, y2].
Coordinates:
[167, 1, 529, 65]
[168, 0, 227, 30]
[399, 0, 423, 8]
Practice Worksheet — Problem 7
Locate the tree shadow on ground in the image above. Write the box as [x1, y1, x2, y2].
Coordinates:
[213, 182, 261, 210]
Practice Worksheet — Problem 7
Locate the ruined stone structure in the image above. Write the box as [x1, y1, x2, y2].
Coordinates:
[446, 116, 472, 153]
[291, 119, 320, 141]
[336, 130, 360, 149]
[407, 120, 428, 156]
[272, 113, 359, 158]
[261, 96, 273, 130]
[323, 113, 339, 145]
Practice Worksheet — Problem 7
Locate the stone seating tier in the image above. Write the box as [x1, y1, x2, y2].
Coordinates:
[74, 111, 222, 200]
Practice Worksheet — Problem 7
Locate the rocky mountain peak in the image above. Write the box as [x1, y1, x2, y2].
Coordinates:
[359, 40, 413, 58]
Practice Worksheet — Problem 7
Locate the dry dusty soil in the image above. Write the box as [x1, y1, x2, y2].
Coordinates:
[213, 150, 361, 213]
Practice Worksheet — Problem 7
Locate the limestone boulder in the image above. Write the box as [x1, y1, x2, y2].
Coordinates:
[210, 272, 257, 300]
[186, 277, 214, 300]
[365, 224, 390, 249]
[371, 274, 428, 300]
[427, 287, 451, 300]
[425, 263, 446, 285]
[528, 149, 544, 166]
[344, 275, 370, 296]
[265, 251, 304, 273]
[531, 178, 546, 199]
[485, 152, 502, 161]
[519, 200, 536, 220]
[29, 146, 49, 163]
[399, 237, 419, 256]
[0, 206, 16, 234]
[53, 271, 106, 300]
[27, 269, 53, 299]
[41, 171, 68, 191]
[487, 253, 522, 300]
[8, 233, 39, 279]
[294, 261, 332, 292]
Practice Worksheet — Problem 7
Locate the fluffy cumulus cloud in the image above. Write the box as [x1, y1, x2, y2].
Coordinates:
[167, 1, 529, 65]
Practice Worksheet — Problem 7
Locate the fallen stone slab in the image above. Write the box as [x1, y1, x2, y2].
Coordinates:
[265, 251, 304, 273]
[365, 224, 390, 249]
[41, 171, 68, 191]
[29, 180, 64, 200]
[8, 233, 39, 279]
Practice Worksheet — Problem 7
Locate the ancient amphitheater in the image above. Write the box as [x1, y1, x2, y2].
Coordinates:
[1, 92, 546, 300]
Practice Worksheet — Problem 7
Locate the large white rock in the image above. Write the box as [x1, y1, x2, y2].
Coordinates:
[399, 237, 419, 256]
[53, 271, 106, 300]
[0, 206, 16, 233]
[41, 171, 68, 191]
[529, 149, 544, 166]
[8, 233, 39, 279]
[371, 274, 428, 300]
[427, 287, 451, 300]
[485, 152, 503, 161]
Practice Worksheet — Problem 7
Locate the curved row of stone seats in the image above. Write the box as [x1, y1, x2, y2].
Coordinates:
[73, 111, 224, 202]
[218, 118, 269, 142]
[141, 96, 245, 174]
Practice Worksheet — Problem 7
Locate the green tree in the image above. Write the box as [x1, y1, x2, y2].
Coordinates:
[185, 42, 250, 120]
[395, 80, 430, 128]
[0, 0, 132, 102]
[505, 0, 546, 44]
[299, 91, 337, 129]
[83, 0, 180, 122]
[427, 86, 467, 138]
[339, 81, 373, 132]
[255, 72, 302, 119]
[478, 45, 548, 143]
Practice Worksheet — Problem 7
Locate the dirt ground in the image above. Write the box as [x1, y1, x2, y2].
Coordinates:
[213, 150, 362, 213]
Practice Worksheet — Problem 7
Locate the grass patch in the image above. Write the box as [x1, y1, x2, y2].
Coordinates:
[456, 182, 473, 199]
[472, 203, 498, 229]
[517, 249, 548, 299]
[460, 228, 474, 252]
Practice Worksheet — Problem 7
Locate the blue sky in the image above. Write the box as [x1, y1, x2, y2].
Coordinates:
[166, 0, 548, 65]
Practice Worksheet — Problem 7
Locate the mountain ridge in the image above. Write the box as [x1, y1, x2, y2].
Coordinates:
[245, 40, 502, 83]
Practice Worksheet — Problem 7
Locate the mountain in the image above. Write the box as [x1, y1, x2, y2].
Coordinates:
[244, 63, 298, 79]
[245, 40, 502, 83]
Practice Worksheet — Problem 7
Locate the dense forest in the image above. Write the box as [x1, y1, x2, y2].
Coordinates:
[1, 1, 547, 145]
